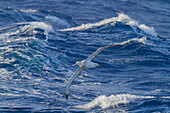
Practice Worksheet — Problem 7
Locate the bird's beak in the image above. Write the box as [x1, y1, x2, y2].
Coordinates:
[73, 63, 77, 66]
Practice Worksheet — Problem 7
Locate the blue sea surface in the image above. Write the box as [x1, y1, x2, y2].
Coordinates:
[0, 0, 170, 112]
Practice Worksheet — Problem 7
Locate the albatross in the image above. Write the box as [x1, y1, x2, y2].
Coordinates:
[65, 43, 122, 100]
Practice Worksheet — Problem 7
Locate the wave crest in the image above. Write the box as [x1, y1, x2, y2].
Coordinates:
[0, 22, 53, 43]
[59, 13, 157, 37]
[115, 36, 147, 45]
[74, 94, 154, 109]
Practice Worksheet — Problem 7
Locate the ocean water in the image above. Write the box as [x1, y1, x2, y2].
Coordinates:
[0, 0, 170, 112]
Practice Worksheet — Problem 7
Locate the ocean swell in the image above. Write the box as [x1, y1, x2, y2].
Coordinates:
[59, 13, 157, 37]
[74, 94, 154, 109]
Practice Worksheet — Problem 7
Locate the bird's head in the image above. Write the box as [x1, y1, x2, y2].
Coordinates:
[73, 61, 80, 66]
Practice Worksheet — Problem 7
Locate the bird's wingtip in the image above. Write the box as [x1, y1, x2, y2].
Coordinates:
[66, 92, 69, 100]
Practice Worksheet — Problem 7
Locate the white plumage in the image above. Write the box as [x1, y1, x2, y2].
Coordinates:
[65, 43, 122, 100]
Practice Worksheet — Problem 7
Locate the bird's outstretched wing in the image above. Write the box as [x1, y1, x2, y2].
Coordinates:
[65, 67, 84, 100]
[86, 43, 122, 61]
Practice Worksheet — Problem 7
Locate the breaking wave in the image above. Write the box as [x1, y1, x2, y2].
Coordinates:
[0, 0, 169, 112]
[0, 22, 53, 43]
[59, 13, 157, 37]
[114, 36, 146, 45]
[74, 94, 154, 109]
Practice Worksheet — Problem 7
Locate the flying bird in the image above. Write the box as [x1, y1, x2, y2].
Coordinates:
[65, 43, 122, 100]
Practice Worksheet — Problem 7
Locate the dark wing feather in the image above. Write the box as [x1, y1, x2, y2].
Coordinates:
[65, 43, 122, 99]
[65, 67, 84, 100]
[86, 43, 122, 61]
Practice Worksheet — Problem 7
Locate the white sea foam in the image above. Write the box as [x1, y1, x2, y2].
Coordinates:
[20, 9, 37, 12]
[138, 24, 157, 37]
[74, 94, 154, 109]
[0, 22, 53, 43]
[59, 13, 157, 37]
[114, 36, 147, 45]
[59, 17, 117, 31]
[113, 13, 158, 37]
[22, 22, 54, 33]
[161, 96, 170, 99]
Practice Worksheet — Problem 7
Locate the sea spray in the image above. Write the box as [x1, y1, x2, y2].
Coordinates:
[59, 13, 157, 37]
[74, 94, 154, 109]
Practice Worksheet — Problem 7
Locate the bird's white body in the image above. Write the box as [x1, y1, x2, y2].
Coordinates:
[65, 38, 146, 100]
[76, 60, 99, 69]
[65, 43, 122, 99]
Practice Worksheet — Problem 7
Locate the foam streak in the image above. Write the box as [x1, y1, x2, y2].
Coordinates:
[114, 36, 147, 45]
[74, 94, 154, 109]
[59, 13, 157, 37]
[59, 17, 117, 31]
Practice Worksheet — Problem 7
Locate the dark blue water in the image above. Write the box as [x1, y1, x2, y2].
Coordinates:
[0, 0, 170, 112]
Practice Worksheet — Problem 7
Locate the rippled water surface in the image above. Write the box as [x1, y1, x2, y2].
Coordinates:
[0, 0, 170, 112]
